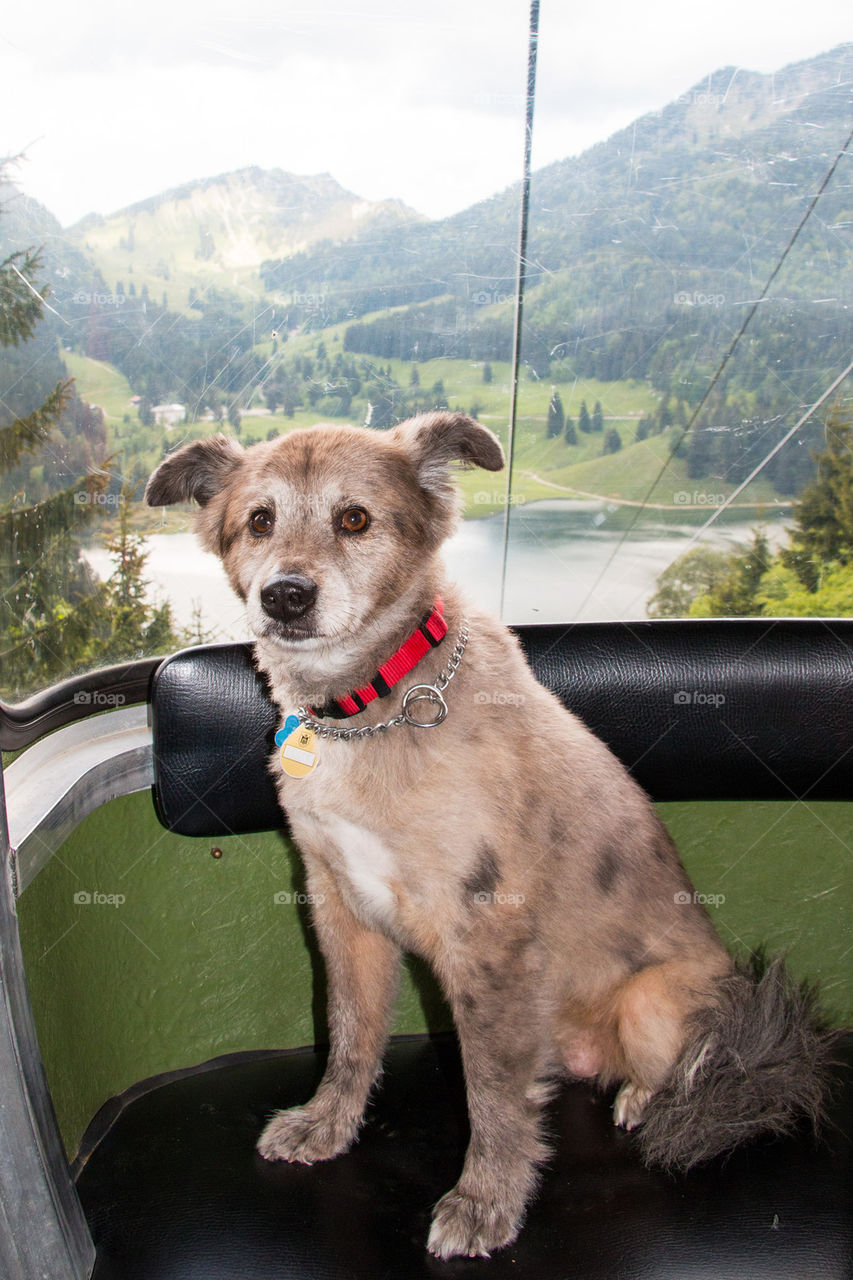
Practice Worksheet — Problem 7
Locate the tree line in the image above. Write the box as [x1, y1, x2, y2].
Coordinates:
[546, 392, 622, 454]
[648, 407, 853, 619]
[0, 174, 200, 700]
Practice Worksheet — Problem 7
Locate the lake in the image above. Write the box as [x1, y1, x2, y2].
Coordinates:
[82, 500, 788, 642]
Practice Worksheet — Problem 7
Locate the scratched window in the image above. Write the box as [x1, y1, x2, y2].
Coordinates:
[0, 4, 851, 699]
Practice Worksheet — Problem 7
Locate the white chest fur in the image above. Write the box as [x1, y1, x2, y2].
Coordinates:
[311, 813, 399, 931]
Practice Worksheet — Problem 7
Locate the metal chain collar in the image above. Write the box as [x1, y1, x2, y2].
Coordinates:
[297, 621, 469, 742]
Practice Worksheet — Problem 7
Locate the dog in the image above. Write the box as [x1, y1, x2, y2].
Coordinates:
[146, 411, 832, 1259]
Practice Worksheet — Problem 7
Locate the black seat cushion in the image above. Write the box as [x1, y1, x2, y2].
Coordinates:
[150, 620, 853, 838]
[75, 1034, 853, 1280]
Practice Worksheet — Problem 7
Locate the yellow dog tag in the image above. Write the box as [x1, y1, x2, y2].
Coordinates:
[279, 725, 319, 778]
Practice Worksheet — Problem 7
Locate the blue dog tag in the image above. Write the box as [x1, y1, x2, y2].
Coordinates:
[275, 714, 301, 746]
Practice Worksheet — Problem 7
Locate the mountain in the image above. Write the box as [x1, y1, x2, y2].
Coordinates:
[0, 182, 109, 312]
[67, 167, 422, 310]
[254, 42, 853, 496]
[0, 180, 110, 429]
[4, 43, 852, 502]
[260, 42, 853, 329]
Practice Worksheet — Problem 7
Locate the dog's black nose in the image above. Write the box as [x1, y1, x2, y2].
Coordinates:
[260, 573, 318, 623]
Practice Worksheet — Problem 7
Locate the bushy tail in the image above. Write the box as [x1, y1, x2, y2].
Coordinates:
[637, 953, 839, 1172]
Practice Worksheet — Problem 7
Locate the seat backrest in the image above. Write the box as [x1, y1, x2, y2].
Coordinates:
[150, 619, 853, 837]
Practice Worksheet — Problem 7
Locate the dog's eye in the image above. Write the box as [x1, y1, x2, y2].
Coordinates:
[249, 509, 274, 536]
[340, 507, 370, 534]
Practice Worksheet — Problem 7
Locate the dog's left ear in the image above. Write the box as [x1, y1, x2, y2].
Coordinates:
[392, 412, 505, 489]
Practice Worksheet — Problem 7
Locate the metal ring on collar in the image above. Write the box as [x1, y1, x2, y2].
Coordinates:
[401, 683, 448, 728]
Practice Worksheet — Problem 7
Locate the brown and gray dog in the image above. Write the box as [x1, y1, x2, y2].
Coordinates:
[147, 411, 831, 1259]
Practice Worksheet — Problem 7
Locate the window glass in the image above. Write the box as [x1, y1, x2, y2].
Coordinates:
[504, 9, 853, 623]
[1, 4, 851, 701]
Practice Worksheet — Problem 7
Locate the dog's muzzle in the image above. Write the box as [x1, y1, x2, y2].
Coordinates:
[260, 573, 318, 625]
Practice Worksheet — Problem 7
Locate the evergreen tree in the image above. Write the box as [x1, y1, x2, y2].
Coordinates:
[0, 171, 105, 697]
[0, 167, 188, 698]
[780, 407, 853, 590]
[97, 488, 181, 662]
[650, 416, 853, 621]
[483, 362, 493, 384]
[409, 365, 420, 387]
[564, 417, 577, 445]
[592, 400, 604, 432]
[657, 394, 674, 431]
[547, 391, 565, 438]
[686, 426, 715, 479]
[578, 400, 592, 433]
[602, 427, 622, 454]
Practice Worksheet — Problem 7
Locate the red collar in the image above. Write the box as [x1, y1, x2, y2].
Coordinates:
[307, 597, 448, 720]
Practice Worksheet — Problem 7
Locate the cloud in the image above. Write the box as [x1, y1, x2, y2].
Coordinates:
[1, 0, 851, 226]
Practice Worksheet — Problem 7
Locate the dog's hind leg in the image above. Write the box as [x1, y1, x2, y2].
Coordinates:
[611, 954, 730, 1133]
[427, 938, 556, 1259]
[619, 952, 835, 1171]
[257, 857, 401, 1164]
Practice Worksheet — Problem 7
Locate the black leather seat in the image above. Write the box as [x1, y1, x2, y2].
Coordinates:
[76, 1033, 853, 1280]
[76, 621, 853, 1278]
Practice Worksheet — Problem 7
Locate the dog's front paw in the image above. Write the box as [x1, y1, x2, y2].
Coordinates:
[613, 1081, 653, 1130]
[256, 1105, 356, 1165]
[427, 1188, 521, 1260]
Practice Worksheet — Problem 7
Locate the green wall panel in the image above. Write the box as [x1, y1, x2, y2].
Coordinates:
[15, 790, 852, 1158]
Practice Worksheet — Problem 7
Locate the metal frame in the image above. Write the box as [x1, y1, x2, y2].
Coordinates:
[4, 705, 153, 895]
[0, 657, 160, 752]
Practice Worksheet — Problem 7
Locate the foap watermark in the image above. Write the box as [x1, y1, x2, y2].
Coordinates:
[673, 291, 725, 308]
[473, 890, 526, 908]
[273, 891, 326, 906]
[73, 890, 126, 907]
[474, 690, 526, 707]
[71, 290, 127, 307]
[473, 91, 527, 111]
[292, 292, 325, 307]
[676, 90, 727, 108]
[73, 490, 125, 507]
[73, 690, 126, 708]
[673, 491, 726, 507]
[473, 490, 526, 506]
[674, 690, 726, 708]
[471, 290, 512, 307]
[674, 889, 726, 908]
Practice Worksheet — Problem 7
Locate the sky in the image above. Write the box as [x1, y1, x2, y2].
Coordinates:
[1, 2, 851, 226]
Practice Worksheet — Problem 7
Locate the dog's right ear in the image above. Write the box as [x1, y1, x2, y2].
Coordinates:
[145, 435, 245, 507]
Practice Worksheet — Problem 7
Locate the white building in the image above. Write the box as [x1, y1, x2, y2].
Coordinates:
[152, 404, 186, 428]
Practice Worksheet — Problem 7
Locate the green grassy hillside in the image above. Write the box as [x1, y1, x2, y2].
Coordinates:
[67, 343, 786, 525]
[63, 352, 135, 425]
